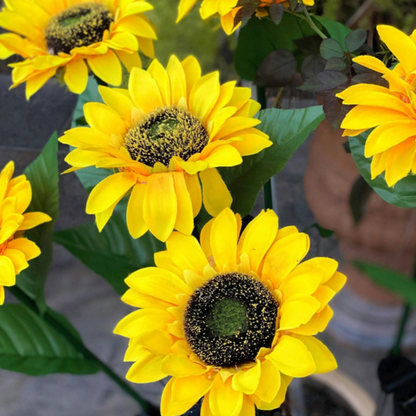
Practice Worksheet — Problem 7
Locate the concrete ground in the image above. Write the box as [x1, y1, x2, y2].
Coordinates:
[0, 74, 415, 416]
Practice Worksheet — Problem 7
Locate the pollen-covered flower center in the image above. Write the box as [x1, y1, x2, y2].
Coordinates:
[45, 3, 113, 55]
[124, 106, 210, 168]
[184, 273, 278, 368]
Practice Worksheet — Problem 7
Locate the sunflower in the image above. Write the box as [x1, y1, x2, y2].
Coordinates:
[338, 25, 416, 187]
[177, 0, 314, 35]
[114, 208, 345, 416]
[0, 161, 52, 304]
[0, 0, 156, 99]
[60, 55, 271, 242]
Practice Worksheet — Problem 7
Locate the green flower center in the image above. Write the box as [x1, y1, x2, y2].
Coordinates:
[45, 2, 113, 55]
[124, 106, 209, 168]
[184, 273, 278, 368]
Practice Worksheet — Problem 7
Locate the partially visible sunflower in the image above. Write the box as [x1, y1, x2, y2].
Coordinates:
[60, 55, 271, 242]
[338, 25, 416, 187]
[115, 208, 345, 416]
[0, 161, 52, 304]
[0, 0, 156, 99]
[177, 0, 314, 35]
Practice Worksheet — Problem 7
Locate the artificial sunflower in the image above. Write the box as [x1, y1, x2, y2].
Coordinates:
[177, 0, 314, 35]
[114, 208, 345, 416]
[0, 0, 156, 99]
[60, 55, 271, 242]
[338, 25, 416, 187]
[0, 161, 52, 304]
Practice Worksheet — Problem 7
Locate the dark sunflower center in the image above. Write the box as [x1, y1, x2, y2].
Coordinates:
[184, 273, 278, 368]
[45, 3, 113, 55]
[124, 106, 209, 168]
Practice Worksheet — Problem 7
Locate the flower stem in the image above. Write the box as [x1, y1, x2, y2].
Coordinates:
[7, 285, 159, 416]
[301, 8, 327, 40]
[390, 255, 416, 355]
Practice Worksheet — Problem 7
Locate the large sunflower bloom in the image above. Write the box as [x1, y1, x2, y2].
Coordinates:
[0, 0, 156, 99]
[60, 55, 271, 242]
[0, 162, 52, 304]
[114, 208, 346, 416]
[177, 0, 314, 35]
[338, 25, 416, 187]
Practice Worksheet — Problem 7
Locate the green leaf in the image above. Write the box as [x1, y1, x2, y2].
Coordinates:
[17, 133, 59, 313]
[320, 38, 345, 60]
[325, 57, 347, 71]
[311, 15, 351, 49]
[349, 176, 373, 223]
[300, 70, 348, 92]
[345, 29, 367, 53]
[53, 215, 165, 295]
[0, 304, 100, 375]
[354, 261, 416, 306]
[234, 12, 314, 81]
[349, 131, 416, 208]
[256, 50, 297, 87]
[220, 106, 325, 216]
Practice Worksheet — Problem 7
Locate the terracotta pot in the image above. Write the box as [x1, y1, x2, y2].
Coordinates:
[305, 119, 416, 306]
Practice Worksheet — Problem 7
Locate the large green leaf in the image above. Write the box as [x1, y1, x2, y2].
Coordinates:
[234, 12, 314, 81]
[0, 304, 100, 375]
[220, 106, 324, 217]
[17, 133, 59, 313]
[53, 215, 165, 295]
[349, 131, 416, 208]
[354, 261, 416, 306]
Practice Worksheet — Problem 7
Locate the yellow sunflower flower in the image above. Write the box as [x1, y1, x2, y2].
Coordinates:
[114, 208, 345, 416]
[0, 161, 52, 304]
[0, 0, 156, 99]
[338, 25, 416, 187]
[177, 0, 314, 35]
[60, 55, 271, 242]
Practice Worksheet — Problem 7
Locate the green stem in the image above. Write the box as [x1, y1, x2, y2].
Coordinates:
[8, 286, 159, 416]
[256, 85, 274, 211]
[301, 8, 328, 40]
[390, 256, 416, 355]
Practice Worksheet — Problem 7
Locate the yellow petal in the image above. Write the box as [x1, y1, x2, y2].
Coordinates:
[99, 85, 135, 123]
[292, 335, 337, 374]
[287, 257, 338, 285]
[166, 232, 208, 274]
[88, 50, 122, 86]
[267, 335, 316, 377]
[0, 255, 16, 286]
[237, 210, 278, 273]
[190, 72, 220, 124]
[18, 212, 51, 231]
[25, 68, 57, 100]
[351, 56, 390, 75]
[143, 173, 177, 242]
[129, 66, 164, 114]
[171, 374, 214, 404]
[0, 286, 4, 304]
[115, 15, 157, 39]
[254, 374, 291, 411]
[177, 0, 199, 21]
[173, 172, 194, 235]
[162, 354, 207, 378]
[64, 59, 88, 94]
[122, 288, 174, 309]
[263, 232, 310, 289]
[255, 360, 281, 403]
[210, 207, 238, 270]
[232, 361, 261, 395]
[313, 285, 336, 313]
[154, 250, 183, 276]
[7, 238, 40, 261]
[209, 375, 244, 416]
[385, 137, 416, 187]
[161, 378, 195, 416]
[86, 172, 136, 214]
[290, 305, 333, 336]
[125, 267, 190, 304]
[126, 349, 165, 383]
[84, 102, 127, 135]
[279, 294, 321, 331]
[377, 25, 416, 74]
[167, 55, 187, 105]
[184, 173, 202, 218]
[4, 249, 28, 274]
[126, 183, 148, 239]
[116, 50, 142, 72]
[147, 58, 171, 105]
[182, 56, 201, 99]
[324, 271, 347, 293]
[205, 145, 243, 168]
[199, 168, 232, 217]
